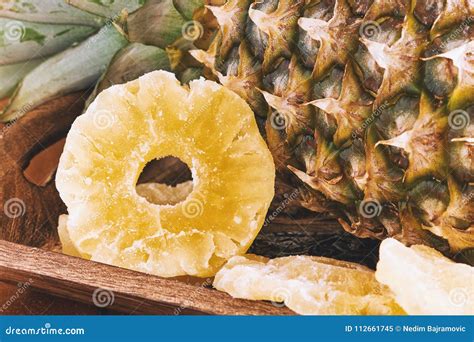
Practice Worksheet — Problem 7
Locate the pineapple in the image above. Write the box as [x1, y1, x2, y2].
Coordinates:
[55, 71, 275, 277]
[190, 0, 474, 261]
[1, 0, 473, 261]
[376, 238, 474, 314]
[214, 253, 404, 314]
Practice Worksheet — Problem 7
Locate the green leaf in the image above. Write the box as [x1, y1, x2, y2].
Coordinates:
[86, 42, 171, 106]
[127, 0, 188, 49]
[172, 0, 204, 19]
[0, 19, 96, 65]
[0, 24, 128, 122]
[180, 67, 203, 84]
[67, 0, 145, 19]
[0, 58, 44, 99]
[0, 0, 103, 27]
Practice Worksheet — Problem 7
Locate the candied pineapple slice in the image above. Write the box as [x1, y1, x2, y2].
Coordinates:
[213, 254, 404, 315]
[56, 71, 275, 277]
[58, 181, 194, 257]
[376, 238, 474, 315]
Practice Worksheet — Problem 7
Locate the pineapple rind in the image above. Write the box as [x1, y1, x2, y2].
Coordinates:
[192, 0, 474, 256]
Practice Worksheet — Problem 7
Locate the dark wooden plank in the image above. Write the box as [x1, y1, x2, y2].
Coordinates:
[0, 93, 87, 248]
[0, 281, 103, 315]
[0, 240, 294, 315]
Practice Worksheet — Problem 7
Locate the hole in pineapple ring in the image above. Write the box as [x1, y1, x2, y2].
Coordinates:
[136, 156, 193, 206]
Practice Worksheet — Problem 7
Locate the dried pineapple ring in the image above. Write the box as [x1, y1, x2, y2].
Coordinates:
[58, 181, 194, 258]
[214, 254, 405, 315]
[56, 71, 275, 277]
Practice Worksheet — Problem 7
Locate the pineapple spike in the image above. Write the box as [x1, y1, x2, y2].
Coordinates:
[288, 134, 359, 205]
[452, 137, 474, 144]
[397, 203, 449, 251]
[206, 0, 251, 58]
[248, 0, 305, 73]
[364, 126, 405, 203]
[298, 0, 361, 78]
[422, 41, 474, 86]
[260, 90, 297, 125]
[307, 62, 373, 146]
[376, 93, 448, 184]
[364, 0, 410, 21]
[216, 41, 265, 116]
[423, 40, 474, 110]
[422, 178, 474, 252]
[431, 0, 473, 38]
[361, 12, 426, 106]
[190, 41, 219, 74]
[375, 131, 412, 151]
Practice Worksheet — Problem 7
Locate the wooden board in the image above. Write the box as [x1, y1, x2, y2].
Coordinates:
[0, 240, 294, 315]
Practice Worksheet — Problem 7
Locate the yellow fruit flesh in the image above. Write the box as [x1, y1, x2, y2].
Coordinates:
[58, 181, 194, 257]
[213, 254, 404, 315]
[56, 71, 275, 277]
[376, 238, 474, 315]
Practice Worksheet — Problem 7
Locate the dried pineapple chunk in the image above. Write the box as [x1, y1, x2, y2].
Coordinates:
[376, 238, 474, 315]
[214, 254, 404, 315]
[56, 71, 275, 277]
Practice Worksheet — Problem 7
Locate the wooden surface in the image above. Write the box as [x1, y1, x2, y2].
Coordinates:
[0, 240, 294, 315]
[0, 93, 87, 248]
[0, 281, 103, 315]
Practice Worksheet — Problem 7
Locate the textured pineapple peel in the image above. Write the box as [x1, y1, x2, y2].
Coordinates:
[213, 254, 404, 315]
[56, 71, 275, 277]
[376, 238, 474, 315]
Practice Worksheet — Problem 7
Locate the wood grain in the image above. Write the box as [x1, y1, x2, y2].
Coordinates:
[0, 240, 294, 315]
[0, 281, 102, 315]
[0, 93, 87, 247]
